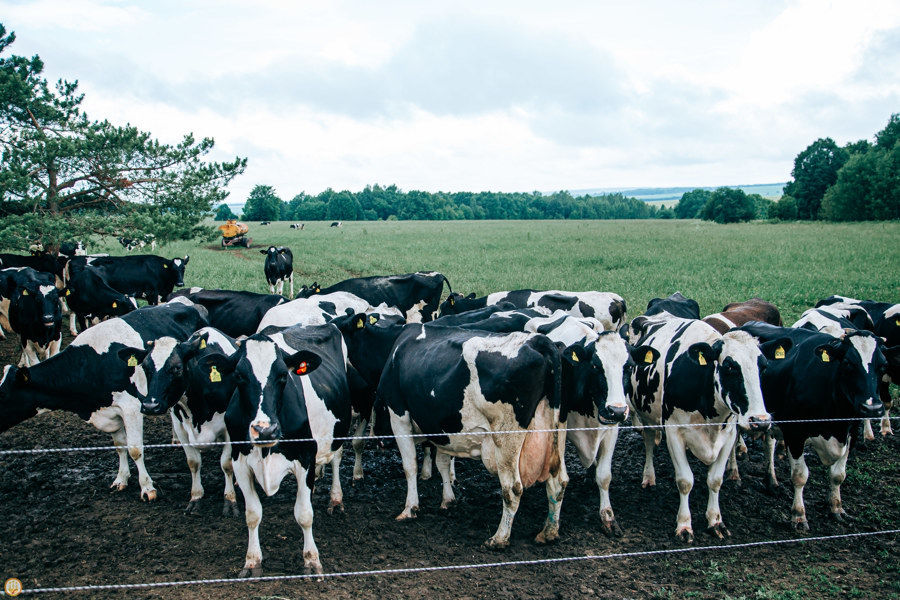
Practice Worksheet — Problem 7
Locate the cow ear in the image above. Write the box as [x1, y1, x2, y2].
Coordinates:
[365, 313, 380, 327]
[815, 339, 847, 364]
[118, 347, 150, 370]
[561, 342, 587, 365]
[631, 345, 659, 365]
[183, 255, 189, 264]
[687, 342, 714, 367]
[465, 292, 476, 300]
[760, 338, 792, 361]
[285, 350, 322, 376]
[197, 353, 235, 383]
[259, 250, 267, 255]
[710, 339, 725, 360]
[618, 323, 630, 342]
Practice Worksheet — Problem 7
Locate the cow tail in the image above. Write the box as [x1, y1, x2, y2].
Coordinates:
[441, 274, 453, 296]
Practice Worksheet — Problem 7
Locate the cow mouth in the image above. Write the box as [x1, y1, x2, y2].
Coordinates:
[858, 398, 884, 419]
[598, 405, 629, 425]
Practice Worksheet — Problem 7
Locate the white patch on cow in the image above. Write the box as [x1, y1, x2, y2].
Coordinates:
[246, 447, 295, 496]
[405, 300, 427, 324]
[39, 285, 55, 298]
[130, 364, 149, 397]
[464, 332, 532, 359]
[1, 364, 11, 386]
[885, 304, 900, 319]
[256, 292, 371, 331]
[245, 340, 277, 390]
[705, 313, 738, 330]
[719, 330, 769, 424]
[166, 296, 195, 308]
[149, 337, 179, 372]
[300, 374, 340, 461]
[71, 318, 142, 353]
[849, 334, 878, 372]
[415, 325, 428, 341]
[524, 311, 599, 346]
[173, 258, 183, 267]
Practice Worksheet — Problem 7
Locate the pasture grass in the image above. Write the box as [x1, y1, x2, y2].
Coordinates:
[94, 219, 900, 325]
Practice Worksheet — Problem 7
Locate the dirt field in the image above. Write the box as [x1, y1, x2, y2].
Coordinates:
[1, 332, 898, 599]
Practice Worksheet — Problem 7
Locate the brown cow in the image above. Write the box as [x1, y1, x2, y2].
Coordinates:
[703, 298, 782, 334]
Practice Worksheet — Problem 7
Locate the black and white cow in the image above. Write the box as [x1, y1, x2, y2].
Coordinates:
[136, 327, 240, 515]
[68, 254, 189, 305]
[202, 323, 352, 576]
[0, 299, 209, 500]
[738, 322, 892, 529]
[296, 271, 452, 323]
[260, 246, 294, 297]
[289, 223, 304, 230]
[628, 312, 771, 542]
[378, 323, 567, 548]
[0, 252, 67, 289]
[64, 266, 137, 335]
[439, 289, 627, 331]
[330, 221, 342, 227]
[1, 267, 63, 366]
[167, 288, 286, 338]
[255, 291, 381, 331]
[812, 295, 900, 438]
[58, 241, 86, 257]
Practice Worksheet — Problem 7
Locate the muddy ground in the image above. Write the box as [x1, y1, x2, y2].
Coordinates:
[0, 332, 898, 600]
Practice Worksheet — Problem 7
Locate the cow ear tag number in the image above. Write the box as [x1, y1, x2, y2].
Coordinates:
[571, 351, 579, 362]
[127, 355, 138, 367]
[697, 352, 707, 366]
[775, 346, 785, 360]
[296, 362, 309, 375]
[200, 339, 207, 349]
[644, 351, 654, 364]
[821, 350, 830, 363]
[209, 366, 221, 382]
[112, 302, 117, 308]
[369, 315, 377, 325]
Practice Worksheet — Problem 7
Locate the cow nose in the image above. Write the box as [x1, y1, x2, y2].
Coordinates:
[141, 398, 166, 416]
[747, 415, 772, 432]
[859, 398, 884, 419]
[599, 404, 629, 424]
[251, 420, 281, 444]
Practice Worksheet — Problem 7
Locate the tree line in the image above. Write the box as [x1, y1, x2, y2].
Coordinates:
[222, 184, 669, 222]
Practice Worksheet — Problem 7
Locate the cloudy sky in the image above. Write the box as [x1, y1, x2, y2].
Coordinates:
[2, 1, 899, 204]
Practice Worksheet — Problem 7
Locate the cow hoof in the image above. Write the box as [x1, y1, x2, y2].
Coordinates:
[641, 480, 655, 489]
[223, 500, 240, 517]
[534, 529, 560, 545]
[327, 501, 344, 515]
[396, 508, 418, 521]
[238, 566, 262, 578]
[792, 519, 810, 532]
[728, 475, 743, 487]
[141, 489, 158, 502]
[483, 537, 510, 550]
[184, 500, 201, 515]
[675, 529, 694, 544]
[706, 523, 730, 539]
[601, 519, 623, 538]
[831, 510, 855, 523]
[110, 482, 127, 493]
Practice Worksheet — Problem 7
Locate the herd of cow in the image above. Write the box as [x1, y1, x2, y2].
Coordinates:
[0, 245, 897, 578]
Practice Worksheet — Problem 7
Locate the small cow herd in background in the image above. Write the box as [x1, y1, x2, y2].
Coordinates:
[0, 245, 897, 577]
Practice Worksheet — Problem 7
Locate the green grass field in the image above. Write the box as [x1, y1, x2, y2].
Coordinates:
[105, 219, 899, 324]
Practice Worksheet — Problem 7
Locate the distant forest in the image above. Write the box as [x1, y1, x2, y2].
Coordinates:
[226, 185, 670, 222]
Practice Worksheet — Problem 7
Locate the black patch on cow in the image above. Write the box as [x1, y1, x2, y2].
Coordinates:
[717, 356, 750, 415]
[662, 347, 718, 422]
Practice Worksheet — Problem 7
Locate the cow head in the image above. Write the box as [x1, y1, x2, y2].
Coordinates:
[0, 365, 39, 432]
[295, 283, 321, 299]
[14, 281, 62, 339]
[823, 331, 887, 418]
[710, 330, 772, 431]
[562, 332, 659, 425]
[221, 338, 322, 447]
[166, 256, 190, 287]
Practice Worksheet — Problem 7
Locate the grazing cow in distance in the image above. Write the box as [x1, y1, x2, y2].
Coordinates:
[289, 223, 304, 229]
[627, 294, 771, 542]
[67, 255, 190, 305]
[137, 327, 241, 515]
[439, 289, 627, 331]
[2, 267, 63, 366]
[297, 271, 452, 323]
[64, 266, 137, 335]
[167, 288, 286, 338]
[739, 322, 891, 529]
[202, 324, 352, 576]
[259, 221, 270, 226]
[377, 322, 567, 548]
[815, 295, 900, 437]
[330, 221, 342, 227]
[0, 299, 209, 500]
[260, 246, 293, 297]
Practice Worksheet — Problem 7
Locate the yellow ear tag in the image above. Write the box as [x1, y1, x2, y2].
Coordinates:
[775, 346, 785, 360]
[209, 366, 221, 382]
[65, 289, 71, 296]
[896, 318, 900, 327]
[200, 339, 207, 349]
[356, 318, 364, 329]
[821, 350, 830, 363]
[163, 264, 168, 269]
[644, 350, 654, 364]
[369, 315, 377, 325]
[127, 355, 138, 367]
[571, 351, 579, 363]
[112, 302, 117, 308]
[697, 352, 707, 366]
[21, 290, 29, 296]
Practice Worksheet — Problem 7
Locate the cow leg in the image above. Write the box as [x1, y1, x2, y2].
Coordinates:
[435, 450, 456, 509]
[172, 417, 204, 514]
[726, 436, 742, 485]
[764, 432, 779, 490]
[639, 423, 658, 488]
[486, 466, 523, 549]
[419, 445, 433, 480]
[219, 440, 239, 517]
[880, 384, 894, 436]
[69, 312, 78, 336]
[351, 417, 368, 482]
[275, 279, 284, 296]
[391, 411, 420, 520]
[704, 432, 734, 538]
[594, 427, 622, 537]
[327, 447, 344, 514]
[666, 434, 695, 543]
[47, 335, 61, 359]
[293, 467, 323, 576]
[116, 395, 157, 501]
[109, 427, 131, 491]
[862, 419, 875, 442]
[787, 453, 810, 531]
[234, 457, 264, 577]
[288, 273, 294, 299]
[268, 283, 276, 295]
[810, 436, 852, 522]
